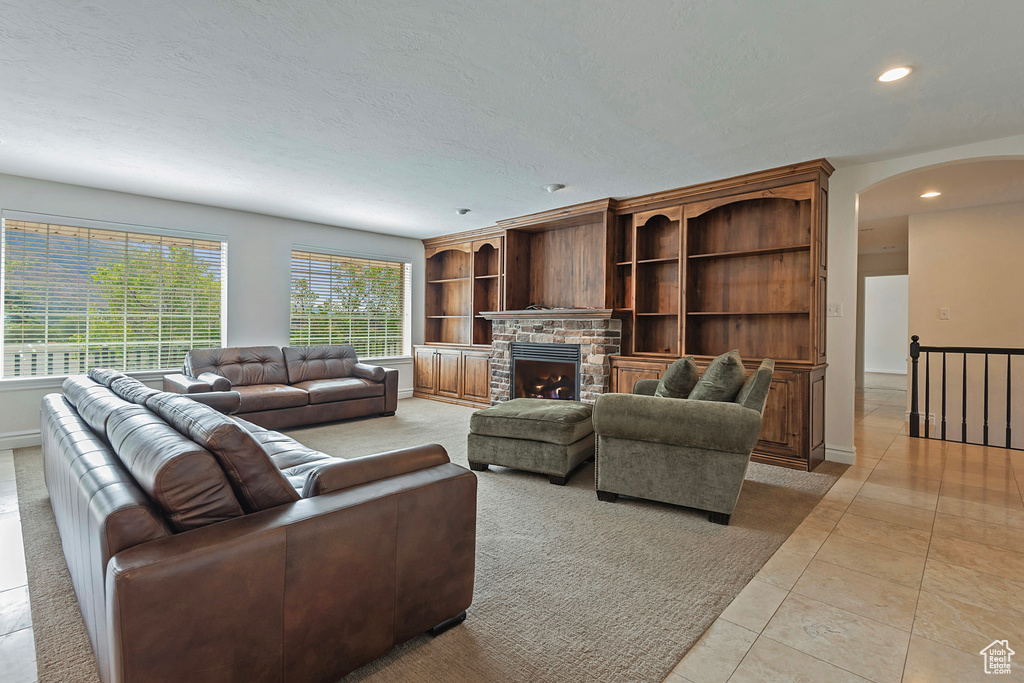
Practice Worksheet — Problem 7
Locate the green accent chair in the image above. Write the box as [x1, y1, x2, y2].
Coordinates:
[591, 359, 774, 525]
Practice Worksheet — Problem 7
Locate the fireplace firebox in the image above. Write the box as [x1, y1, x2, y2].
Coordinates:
[511, 342, 581, 401]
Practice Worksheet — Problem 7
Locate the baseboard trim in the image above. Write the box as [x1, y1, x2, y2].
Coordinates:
[825, 443, 856, 465]
[0, 429, 42, 450]
[398, 388, 415, 399]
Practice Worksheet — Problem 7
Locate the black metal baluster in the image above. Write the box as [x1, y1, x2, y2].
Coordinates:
[984, 353, 990, 446]
[941, 353, 947, 441]
[925, 352, 931, 439]
[962, 353, 968, 444]
[909, 336, 920, 438]
[1008, 355, 1013, 449]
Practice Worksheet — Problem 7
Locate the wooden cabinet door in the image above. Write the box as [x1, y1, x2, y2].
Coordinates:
[436, 349, 462, 398]
[610, 358, 670, 393]
[461, 351, 491, 403]
[753, 369, 805, 465]
[413, 346, 437, 394]
[616, 366, 663, 393]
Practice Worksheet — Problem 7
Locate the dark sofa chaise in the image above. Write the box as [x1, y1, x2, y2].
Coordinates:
[42, 368, 476, 683]
[163, 344, 398, 429]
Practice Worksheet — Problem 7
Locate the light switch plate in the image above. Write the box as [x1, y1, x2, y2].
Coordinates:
[939, 307, 950, 320]
[827, 303, 843, 317]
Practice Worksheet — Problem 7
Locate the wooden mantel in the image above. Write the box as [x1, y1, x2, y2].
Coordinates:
[479, 309, 616, 320]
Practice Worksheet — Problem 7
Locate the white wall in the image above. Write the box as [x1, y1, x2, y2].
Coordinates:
[909, 201, 1024, 348]
[0, 173, 425, 447]
[863, 275, 909, 374]
[907, 201, 1024, 447]
[826, 132, 1024, 464]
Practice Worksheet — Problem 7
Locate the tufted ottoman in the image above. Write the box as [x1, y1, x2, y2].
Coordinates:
[467, 398, 595, 485]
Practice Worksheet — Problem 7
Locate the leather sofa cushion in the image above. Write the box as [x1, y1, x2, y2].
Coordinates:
[197, 372, 232, 391]
[63, 376, 135, 436]
[283, 345, 358, 383]
[109, 376, 161, 405]
[105, 404, 244, 531]
[292, 378, 384, 404]
[146, 393, 300, 512]
[185, 346, 289, 386]
[231, 416, 337, 492]
[470, 398, 594, 446]
[234, 384, 309, 413]
[88, 367, 126, 387]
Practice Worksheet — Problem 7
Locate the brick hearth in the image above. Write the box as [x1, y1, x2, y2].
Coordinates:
[490, 317, 622, 404]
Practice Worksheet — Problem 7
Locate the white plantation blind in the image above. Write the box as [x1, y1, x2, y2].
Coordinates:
[290, 250, 411, 358]
[2, 218, 226, 378]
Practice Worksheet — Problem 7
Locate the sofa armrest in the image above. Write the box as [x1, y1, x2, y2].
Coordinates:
[381, 367, 399, 413]
[593, 393, 763, 454]
[186, 391, 242, 414]
[352, 362, 386, 381]
[632, 378, 659, 395]
[106, 464, 476, 683]
[197, 371, 232, 391]
[162, 373, 211, 394]
[302, 444, 450, 497]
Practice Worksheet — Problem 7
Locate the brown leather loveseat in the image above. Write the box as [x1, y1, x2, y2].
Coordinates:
[163, 344, 398, 429]
[42, 368, 476, 683]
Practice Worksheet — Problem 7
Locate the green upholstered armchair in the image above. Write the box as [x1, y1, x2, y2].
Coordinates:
[591, 359, 774, 525]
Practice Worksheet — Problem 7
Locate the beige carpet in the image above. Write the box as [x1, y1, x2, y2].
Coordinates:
[16, 397, 844, 682]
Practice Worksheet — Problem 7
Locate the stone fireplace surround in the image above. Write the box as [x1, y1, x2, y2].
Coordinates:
[486, 311, 622, 404]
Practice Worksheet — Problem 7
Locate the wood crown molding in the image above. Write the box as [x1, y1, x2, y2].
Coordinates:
[420, 159, 834, 245]
[495, 198, 614, 231]
[422, 225, 502, 248]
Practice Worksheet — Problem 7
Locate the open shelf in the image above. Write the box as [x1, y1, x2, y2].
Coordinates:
[614, 213, 633, 264]
[427, 277, 471, 284]
[636, 212, 680, 262]
[474, 242, 500, 278]
[688, 244, 811, 260]
[636, 257, 680, 265]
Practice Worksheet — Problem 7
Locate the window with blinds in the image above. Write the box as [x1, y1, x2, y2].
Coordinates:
[1, 218, 226, 378]
[290, 250, 411, 358]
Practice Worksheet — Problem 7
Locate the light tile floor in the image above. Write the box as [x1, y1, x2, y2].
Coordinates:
[0, 448, 37, 683]
[3, 386, 1023, 683]
[667, 385, 1024, 683]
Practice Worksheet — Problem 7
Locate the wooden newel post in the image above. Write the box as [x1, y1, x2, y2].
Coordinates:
[909, 335, 920, 438]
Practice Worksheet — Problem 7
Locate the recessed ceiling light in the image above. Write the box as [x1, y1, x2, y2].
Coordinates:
[920, 191, 941, 198]
[543, 183, 565, 193]
[454, 208, 471, 215]
[878, 66, 912, 82]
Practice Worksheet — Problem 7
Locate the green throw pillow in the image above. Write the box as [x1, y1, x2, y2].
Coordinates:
[688, 350, 746, 402]
[655, 356, 699, 399]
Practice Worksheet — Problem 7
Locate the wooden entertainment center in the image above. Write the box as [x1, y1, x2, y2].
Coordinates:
[414, 159, 833, 470]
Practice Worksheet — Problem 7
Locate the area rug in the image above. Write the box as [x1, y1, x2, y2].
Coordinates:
[16, 397, 845, 682]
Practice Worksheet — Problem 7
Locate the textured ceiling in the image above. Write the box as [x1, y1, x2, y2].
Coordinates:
[1, 1, 1024, 238]
[858, 158, 1024, 253]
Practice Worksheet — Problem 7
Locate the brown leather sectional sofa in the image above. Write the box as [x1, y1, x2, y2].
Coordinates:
[163, 344, 398, 429]
[42, 368, 476, 683]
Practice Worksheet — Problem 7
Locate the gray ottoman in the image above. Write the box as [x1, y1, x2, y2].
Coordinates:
[467, 398, 595, 485]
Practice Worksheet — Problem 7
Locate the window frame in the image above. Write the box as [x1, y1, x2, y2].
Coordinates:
[289, 244, 413, 361]
[0, 210, 229, 381]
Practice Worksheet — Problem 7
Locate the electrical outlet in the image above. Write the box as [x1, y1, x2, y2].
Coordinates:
[939, 307, 950, 320]
[827, 303, 843, 317]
